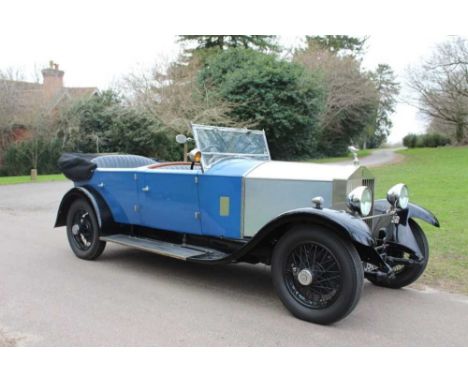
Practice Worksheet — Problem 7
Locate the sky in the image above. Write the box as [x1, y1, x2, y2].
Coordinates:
[1, 1, 465, 144]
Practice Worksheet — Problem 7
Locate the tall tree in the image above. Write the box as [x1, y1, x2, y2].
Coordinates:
[0, 68, 58, 171]
[366, 64, 400, 148]
[305, 35, 367, 57]
[294, 46, 378, 156]
[0, 69, 25, 153]
[178, 35, 278, 52]
[121, 54, 242, 135]
[199, 48, 324, 160]
[407, 37, 468, 143]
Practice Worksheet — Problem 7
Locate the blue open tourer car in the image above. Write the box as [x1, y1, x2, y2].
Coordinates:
[55, 124, 439, 324]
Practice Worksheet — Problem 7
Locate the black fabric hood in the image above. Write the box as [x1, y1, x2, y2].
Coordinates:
[58, 153, 98, 182]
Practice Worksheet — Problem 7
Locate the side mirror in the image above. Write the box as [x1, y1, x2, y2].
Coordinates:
[176, 134, 187, 144]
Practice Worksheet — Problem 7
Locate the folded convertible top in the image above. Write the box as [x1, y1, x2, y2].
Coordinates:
[58, 153, 98, 182]
[58, 153, 158, 182]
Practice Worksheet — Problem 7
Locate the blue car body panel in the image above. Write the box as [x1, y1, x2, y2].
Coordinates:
[197, 159, 262, 238]
[138, 169, 203, 235]
[76, 159, 262, 239]
[85, 169, 140, 225]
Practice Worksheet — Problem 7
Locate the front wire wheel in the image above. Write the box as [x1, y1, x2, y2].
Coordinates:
[367, 219, 429, 289]
[285, 242, 342, 309]
[272, 226, 364, 325]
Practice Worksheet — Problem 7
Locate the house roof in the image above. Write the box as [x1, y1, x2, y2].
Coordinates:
[0, 75, 98, 127]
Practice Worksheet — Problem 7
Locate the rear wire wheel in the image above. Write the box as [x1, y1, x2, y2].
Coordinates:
[66, 199, 106, 260]
[272, 226, 364, 325]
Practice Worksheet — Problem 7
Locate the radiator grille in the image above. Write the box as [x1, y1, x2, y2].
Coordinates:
[362, 178, 375, 229]
[362, 178, 375, 196]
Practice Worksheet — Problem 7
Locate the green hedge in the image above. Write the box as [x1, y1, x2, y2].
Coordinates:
[0, 138, 62, 176]
[403, 133, 451, 148]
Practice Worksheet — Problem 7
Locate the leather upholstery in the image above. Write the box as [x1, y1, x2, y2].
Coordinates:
[91, 155, 156, 168]
[156, 164, 193, 170]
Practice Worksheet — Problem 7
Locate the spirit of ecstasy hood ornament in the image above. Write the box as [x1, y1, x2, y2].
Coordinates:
[348, 146, 359, 166]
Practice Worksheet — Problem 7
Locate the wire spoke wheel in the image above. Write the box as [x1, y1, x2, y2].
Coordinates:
[366, 219, 429, 289]
[284, 242, 342, 309]
[272, 226, 363, 325]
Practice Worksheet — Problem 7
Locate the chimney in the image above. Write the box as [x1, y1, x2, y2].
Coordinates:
[41, 60, 64, 98]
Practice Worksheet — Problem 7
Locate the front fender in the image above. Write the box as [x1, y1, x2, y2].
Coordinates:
[374, 199, 440, 227]
[269, 208, 375, 246]
[230, 207, 374, 263]
[373, 199, 439, 261]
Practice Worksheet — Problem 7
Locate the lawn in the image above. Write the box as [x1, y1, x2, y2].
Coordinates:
[310, 149, 373, 163]
[0, 173, 66, 185]
[371, 146, 468, 294]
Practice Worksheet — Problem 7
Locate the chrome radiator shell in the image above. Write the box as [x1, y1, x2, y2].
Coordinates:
[242, 162, 375, 238]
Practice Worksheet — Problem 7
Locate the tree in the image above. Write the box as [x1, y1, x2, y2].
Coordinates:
[305, 35, 367, 57]
[178, 35, 279, 52]
[294, 46, 378, 156]
[58, 90, 120, 153]
[0, 68, 59, 172]
[0, 69, 25, 153]
[199, 48, 324, 159]
[121, 54, 244, 136]
[407, 37, 468, 143]
[366, 64, 400, 148]
[59, 90, 179, 160]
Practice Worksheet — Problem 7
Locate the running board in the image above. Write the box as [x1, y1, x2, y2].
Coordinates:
[100, 234, 231, 262]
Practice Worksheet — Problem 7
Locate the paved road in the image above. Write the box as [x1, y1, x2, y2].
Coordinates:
[339, 148, 405, 168]
[1, 181, 467, 346]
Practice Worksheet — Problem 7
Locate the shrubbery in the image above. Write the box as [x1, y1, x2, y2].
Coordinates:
[0, 138, 62, 176]
[58, 90, 182, 162]
[403, 133, 451, 148]
[0, 91, 183, 176]
[199, 49, 324, 160]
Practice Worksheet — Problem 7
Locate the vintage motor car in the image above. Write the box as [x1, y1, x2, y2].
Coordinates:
[55, 124, 439, 325]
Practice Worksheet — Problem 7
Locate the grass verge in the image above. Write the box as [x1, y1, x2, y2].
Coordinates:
[371, 146, 468, 294]
[0, 173, 66, 185]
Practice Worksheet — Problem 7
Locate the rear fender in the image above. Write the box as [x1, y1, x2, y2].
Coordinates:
[54, 186, 114, 233]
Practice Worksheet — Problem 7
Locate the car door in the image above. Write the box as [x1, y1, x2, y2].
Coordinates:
[138, 168, 202, 235]
[90, 169, 141, 225]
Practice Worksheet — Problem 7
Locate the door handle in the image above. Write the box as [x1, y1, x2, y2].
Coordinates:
[142, 186, 150, 192]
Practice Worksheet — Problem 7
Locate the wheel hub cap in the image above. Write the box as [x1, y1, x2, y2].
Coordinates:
[297, 269, 314, 286]
[72, 224, 80, 235]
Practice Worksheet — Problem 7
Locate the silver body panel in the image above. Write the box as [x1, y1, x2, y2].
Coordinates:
[242, 161, 375, 238]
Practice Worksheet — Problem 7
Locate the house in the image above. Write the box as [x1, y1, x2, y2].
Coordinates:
[0, 61, 98, 146]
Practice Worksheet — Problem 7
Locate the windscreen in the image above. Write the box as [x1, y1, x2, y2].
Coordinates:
[192, 124, 271, 168]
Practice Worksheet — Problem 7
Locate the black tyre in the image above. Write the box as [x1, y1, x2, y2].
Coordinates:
[66, 199, 106, 260]
[271, 226, 364, 325]
[367, 219, 429, 289]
